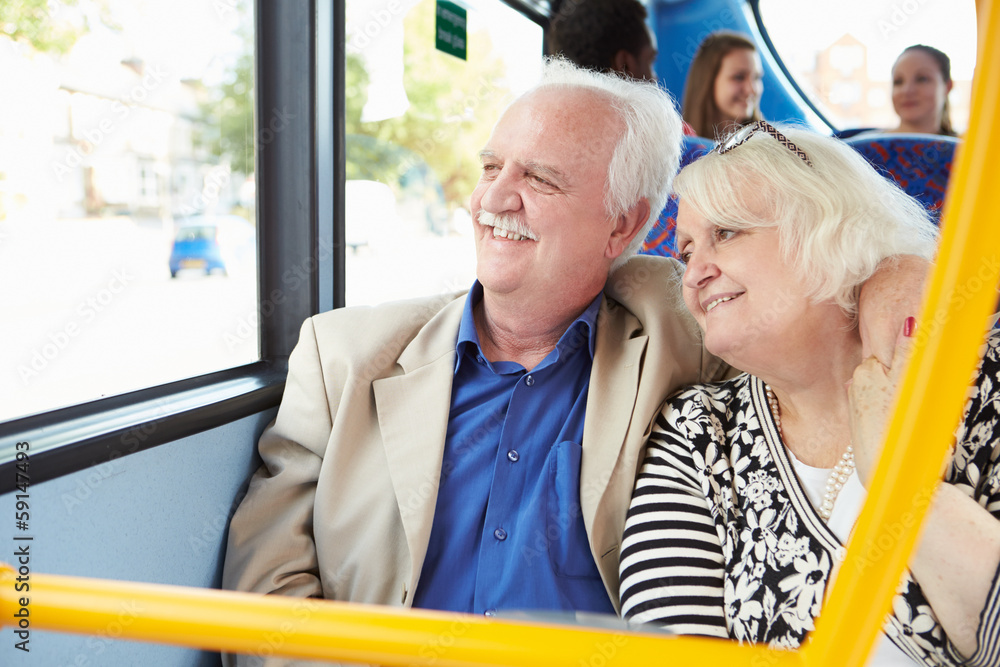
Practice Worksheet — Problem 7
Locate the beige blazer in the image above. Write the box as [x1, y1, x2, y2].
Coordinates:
[222, 256, 725, 665]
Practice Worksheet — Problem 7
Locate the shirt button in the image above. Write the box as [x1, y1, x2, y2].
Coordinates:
[507, 450, 519, 462]
[525, 374, 535, 386]
[476, 355, 485, 364]
[494, 528, 507, 541]
[484, 609, 496, 616]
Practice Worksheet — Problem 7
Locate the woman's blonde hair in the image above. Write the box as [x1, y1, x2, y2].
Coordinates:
[673, 126, 938, 317]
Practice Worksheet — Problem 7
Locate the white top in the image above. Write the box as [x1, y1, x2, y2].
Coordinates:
[788, 452, 914, 666]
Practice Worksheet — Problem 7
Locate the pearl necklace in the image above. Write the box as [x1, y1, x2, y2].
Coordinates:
[765, 386, 855, 521]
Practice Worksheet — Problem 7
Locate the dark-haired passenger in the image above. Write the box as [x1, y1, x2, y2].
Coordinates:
[547, 0, 658, 82]
[887, 44, 957, 136]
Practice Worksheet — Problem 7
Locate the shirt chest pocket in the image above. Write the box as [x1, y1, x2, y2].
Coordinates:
[545, 441, 602, 579]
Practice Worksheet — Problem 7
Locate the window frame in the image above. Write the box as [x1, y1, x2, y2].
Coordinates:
[748, 0, 837, 132]
[0, 0, 338, 491]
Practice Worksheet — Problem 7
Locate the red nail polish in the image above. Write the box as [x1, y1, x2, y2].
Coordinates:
[904, 316, 916, 337]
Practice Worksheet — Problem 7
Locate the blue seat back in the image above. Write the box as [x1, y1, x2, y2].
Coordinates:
[844, 133, 960, 223]
[640, 135, 715, 258]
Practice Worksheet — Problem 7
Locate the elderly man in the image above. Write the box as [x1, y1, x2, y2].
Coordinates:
[222, 59, 921, 665]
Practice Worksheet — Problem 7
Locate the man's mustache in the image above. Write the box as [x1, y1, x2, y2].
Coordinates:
[476, 211, 538, 241]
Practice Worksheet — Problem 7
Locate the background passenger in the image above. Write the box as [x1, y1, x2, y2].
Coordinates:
[619, 123, 1000, 664]
[547, 0, 658, 82]
[887, 44, 957, 136]
[681, 31, 763, 139]
[547, 0, 697, 137]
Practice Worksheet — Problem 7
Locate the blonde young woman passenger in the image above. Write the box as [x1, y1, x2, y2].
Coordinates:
[618, 123, 1000, 664]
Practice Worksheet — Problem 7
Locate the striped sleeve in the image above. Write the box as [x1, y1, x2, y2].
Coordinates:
[951, 562, 1000, 667]
[943, 561, 1000, 667]
[619, 416, 728, 638]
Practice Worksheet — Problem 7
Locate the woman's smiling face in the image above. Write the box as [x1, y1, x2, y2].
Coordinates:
[891, 48, 952, 131]
[675, 197, 815, 369]
[713, 47, 763, 126]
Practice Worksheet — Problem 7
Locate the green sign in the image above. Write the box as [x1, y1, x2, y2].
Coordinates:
[435, 1, 467, 61]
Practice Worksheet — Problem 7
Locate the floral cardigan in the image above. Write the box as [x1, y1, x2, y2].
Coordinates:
[619, 333, 1000, 666]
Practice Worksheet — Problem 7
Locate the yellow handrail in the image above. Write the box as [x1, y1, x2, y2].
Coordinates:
[0, 565, 800, 666]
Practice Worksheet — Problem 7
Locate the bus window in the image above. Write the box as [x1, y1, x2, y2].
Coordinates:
[758, 0, 977, 133]
[0, 0, 256, 422]
[345, 0, 543, 305]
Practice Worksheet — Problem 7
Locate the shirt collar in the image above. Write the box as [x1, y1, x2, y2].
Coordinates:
[455, 281, 602, 372]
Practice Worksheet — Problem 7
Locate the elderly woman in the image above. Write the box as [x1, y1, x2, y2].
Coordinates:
[618, 122, 1000, 664]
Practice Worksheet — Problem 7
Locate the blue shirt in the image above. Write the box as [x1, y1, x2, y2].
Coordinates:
[411, 283, 614, 616]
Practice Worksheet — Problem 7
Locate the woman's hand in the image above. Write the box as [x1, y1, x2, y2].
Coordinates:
[857, 255, 928, 367]
[848, 320, 913, 489]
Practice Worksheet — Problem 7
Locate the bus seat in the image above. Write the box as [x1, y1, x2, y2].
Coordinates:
[0, 409, 273, 665]
[834, 127, 878, 140]
[640, 135, 715, 258]
[843, 133, 960, 223]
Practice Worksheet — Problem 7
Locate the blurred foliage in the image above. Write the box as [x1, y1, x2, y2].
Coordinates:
[197, 0, 254, 176]
[347, 0, 512, 208]
[202, 50, 254, 176]
[346, 51, 369, 133]
[0, 0, 85, 54]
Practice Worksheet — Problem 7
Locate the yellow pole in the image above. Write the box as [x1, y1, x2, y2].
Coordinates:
[0, 565, 800, 666]
[804, 1, 1000, 665]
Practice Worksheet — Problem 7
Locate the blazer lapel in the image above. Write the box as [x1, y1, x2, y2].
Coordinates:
[372, 296, 464, 598]
[580, 297, 646, 552]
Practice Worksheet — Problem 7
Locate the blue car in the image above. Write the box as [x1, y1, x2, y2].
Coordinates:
[168, 215, 255, 278]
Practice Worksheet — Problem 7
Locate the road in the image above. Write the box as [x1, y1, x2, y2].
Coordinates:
[0, 215, 476, 421]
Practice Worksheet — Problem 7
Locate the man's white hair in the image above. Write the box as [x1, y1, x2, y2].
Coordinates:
[530, 57, 683, 270]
